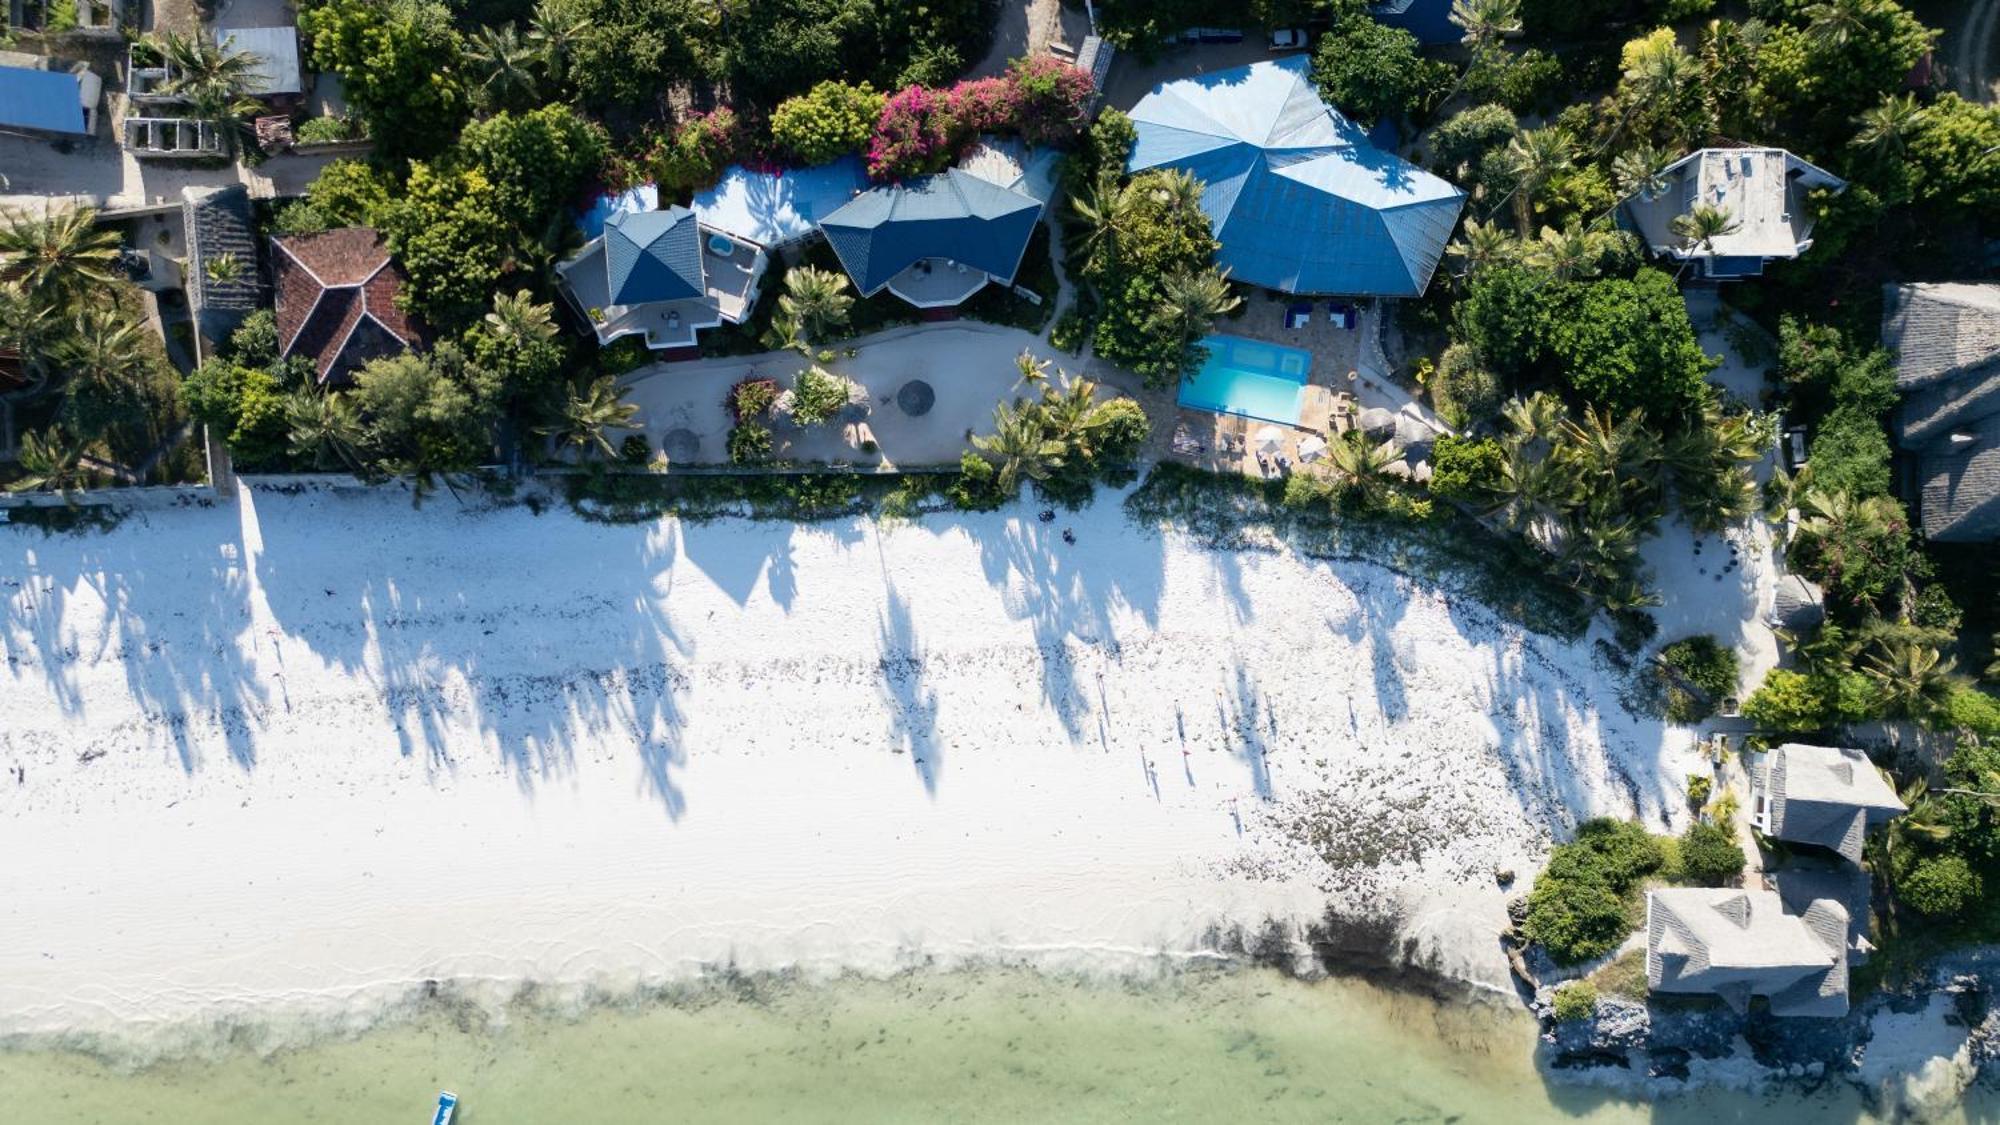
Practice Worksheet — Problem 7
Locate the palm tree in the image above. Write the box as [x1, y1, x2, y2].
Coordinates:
[1613, 144, 1673, 200]
[1803, 0, 1869, 50]
[156, 30, 263, 155]
[1150, 268, 1241, 359]
[285, 387, 366, 471]
[1039, 375, 1105, 458]
[484, 290, 559, 346]
[528, 1, 593, 90]
[1445, 218, 1519, 277]
[8, 427, 88, 493]
[1663, 404, 1762, 531]
[1327, 432, 1401, 508]
[468, 23, 541, 112]
[0, 280, 61, 397]
[972, 398, 1064, 494]
[542, 376, 640, 459]
[1622, 32, 1695, 108]
[1853, 93, 1926, 160]
[1451, 0, 1523, 52]
[1141, 168, 1204, 214]
[1068, 170, 1130, 267]
[1525, 225, 1597, 281]
[1015, 348, 1051, 386]
[1500, 391, 1567, 455]
[1498, 127, 1574, 235]
[60, 306, 147, 395]
[1489, 440, 1573, 534]
[1559, 406, 1661, 500]
[1670, 204, 1742, 258]
[1864, 638, 1960, 720]
[0, 205, 123, 309]
[776, 265, 854, 349]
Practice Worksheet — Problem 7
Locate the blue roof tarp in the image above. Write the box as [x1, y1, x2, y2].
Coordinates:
[819, 169, 1044, 296]
[691, 157, 868, 248]
[0, 65, 89, 137]
[1127, 56, 1465, 297]
[578, 183, 660, 241]
[604, 206, 703, 305]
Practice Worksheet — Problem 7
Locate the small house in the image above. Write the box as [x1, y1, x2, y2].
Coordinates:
[1620, 147, 1845, 280]
[555, 203, 765, 359]
[183, 185, 262, 362]
[1647, 888, 1851, 1017]
[271, 227, 426, 384]
[0, 59, 98, 139]
[1751, 743, 1905, 865]
[818, 163, 1047, 313]
[1882, 282, 2000, 543]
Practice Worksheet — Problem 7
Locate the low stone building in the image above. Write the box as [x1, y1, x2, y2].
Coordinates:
[1751, 743, 1906, 865]
[1647, 888, 1851, 1017]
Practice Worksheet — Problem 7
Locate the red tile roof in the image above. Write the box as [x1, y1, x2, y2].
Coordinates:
[271, 227, 426, 383]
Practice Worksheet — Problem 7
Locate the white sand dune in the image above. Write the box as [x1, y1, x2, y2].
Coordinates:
[0, 484, 1694, 1045]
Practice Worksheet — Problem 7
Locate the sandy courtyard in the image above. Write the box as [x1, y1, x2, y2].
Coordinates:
[0, 484, 1693, 1046]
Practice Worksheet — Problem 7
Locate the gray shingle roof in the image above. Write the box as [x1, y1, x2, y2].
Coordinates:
[1757, 743, 1905, 864]
[1771, 574, 1825, 632]
[819, 169, 1044, 297]
[1885, 283, 2000, 541]
[1646, 888, 1849, 1017]
[181, 184, 261, 352]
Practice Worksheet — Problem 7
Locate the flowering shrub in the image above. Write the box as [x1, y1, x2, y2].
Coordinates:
[867, 85, 959, 181]
[1006, 56, 1094, 145]
[652, 108, 744, 192]
[946, 76, 1018, 135]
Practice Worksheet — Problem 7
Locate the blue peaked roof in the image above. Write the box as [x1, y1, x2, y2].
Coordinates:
[0, 65, 89, 137]
[604, 206, 704, 305]
[819, 169, 1044, 296]
[1127, 55, 1465, 297]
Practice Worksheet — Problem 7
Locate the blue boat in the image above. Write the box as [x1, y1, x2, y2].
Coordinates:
[432, 1091, 458, 1125]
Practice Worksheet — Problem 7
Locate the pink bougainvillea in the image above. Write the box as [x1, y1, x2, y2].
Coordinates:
[1007, 56, 1095, 146]
[866, 84, 959, 181]
[945, 76, 1019, 136]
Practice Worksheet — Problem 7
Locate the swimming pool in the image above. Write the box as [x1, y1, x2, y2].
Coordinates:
[1176, 335, 1313, 424]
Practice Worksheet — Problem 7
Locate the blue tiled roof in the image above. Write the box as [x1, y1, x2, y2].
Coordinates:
[818, 169, 1044, 296]
[691, 157, 869, 248]
[604, 206, 703, 305]
[0, 65, 89, 136]
[1127, 55, 1465, 297]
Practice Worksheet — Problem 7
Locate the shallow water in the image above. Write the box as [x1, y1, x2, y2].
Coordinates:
[3, 967, 1976, 1124]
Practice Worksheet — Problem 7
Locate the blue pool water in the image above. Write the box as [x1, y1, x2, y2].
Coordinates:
[1177, 335, 1313, 423]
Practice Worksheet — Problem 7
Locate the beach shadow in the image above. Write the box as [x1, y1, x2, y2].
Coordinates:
[875, 577, 942, 795]
[1220, 662, 1274, 800]
[1328, 569, 1412, 726]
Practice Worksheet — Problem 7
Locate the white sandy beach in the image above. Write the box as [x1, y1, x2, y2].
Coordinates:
[0, 484, 1697, 1048]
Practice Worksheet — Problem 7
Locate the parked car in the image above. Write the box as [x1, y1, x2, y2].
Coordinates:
[1268, 28, 1308, 49]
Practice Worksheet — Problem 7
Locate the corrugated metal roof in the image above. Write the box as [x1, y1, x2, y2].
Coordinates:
[0, 64, 89, 136]
[605, 207, 704, 305]
[1127, 56, 1464, 297]
[218, 26, 302, 96]
[819, 169, 1044, 296]
[691, 157, 868, 249]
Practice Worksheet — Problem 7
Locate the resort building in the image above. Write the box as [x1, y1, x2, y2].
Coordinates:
[1124, 55, 1465, 299]
[271, 227, 426, 384]
[817, 144, 1054, 313]
[555, 194, 766, 359]
[1882, 282, 2000, 542]
[1646, 888, 1852, 1018]
[1620, 147, 1845, 280]
[1750, 743, 1905, 865]
[690, 156, 870, 254]
[183, 185, 262, 362]
[0, 56, 99, 140]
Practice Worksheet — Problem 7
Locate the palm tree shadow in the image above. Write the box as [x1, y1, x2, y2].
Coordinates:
[876, 578, 941, 795]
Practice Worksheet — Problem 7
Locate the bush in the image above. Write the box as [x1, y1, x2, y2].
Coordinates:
[1686, 774, 1713, 808]
[1049, 307, 1092, 354]
[1677, 822, 1746, 886]
[225, 309, 280, 368]
[1742, 668, 1829, 732]
[653, 109, 744, 193]
[1551, 981, 1598, 1022]
[868, 84, 958, 180]
[1806, 406, 1894, 498]
[728, 422, 774, 463]
[1005, 55, 1094, 145]
[1944, 685, 2000, 741]
[1903, 854, 1983, 918]
[1310, 13, 1449, 126]
[729, 377, 779, 423]
[949, 450, 1005, 510]
[782, 473, 861, 516]
[1429, 434, 1505, 504]
[1429, 104, 1517, 177]
[771, 81, 885, 165]
[785, 365, 855, 427]
[1523, 818, 1665, 964]
[294, 115, 362, 144]
[1431, 343, 1502, 429]
[619, 434, 651, 465]
[1658, 635, 1739, 723]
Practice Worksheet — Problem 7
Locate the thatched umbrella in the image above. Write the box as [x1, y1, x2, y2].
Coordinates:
[1357, 407, 1397, 436]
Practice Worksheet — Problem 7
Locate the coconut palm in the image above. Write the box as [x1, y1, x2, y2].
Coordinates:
[0, 205, 123, 309]
[1451, 0, 1523, 52]
[8, 427, 88, 493]
[1489, 440, 1573, 534]
[1559, 406, 1662, 501]
[1150, 268, 1241, 357]
[542, 375, 640, 459]
[285, 387, 366, 471]
[0, 280, 61, 397]
[776, 265, 854, 349]
[1038, 375, 1105, 457]
[1327, 432, 1401, 508]
[1015, 348, 1051, 386]
[1853, 93, 1926, 160]
[1803, 0, 1869, 50]
[1068, 170, 1131, 267]
[972, 398, 1064, 494]
[157, 30, 261, 101]
[1622, 32, 1695, 107]
[1498, 127, 1574, 235]
[1500, 391, 1567, 455]
[1670, 204, 1742, 257]
[60, 306, 147, 395]
[1445, 218, 1519, 277]
[1141, 168, 1204, 214]
[1864, 638, 1960, 720]
[468, 23, 541, 113]
[1525, 224, 1599, 281]
[1613, 144, 1673, 199]
[528, 1, 593, 89]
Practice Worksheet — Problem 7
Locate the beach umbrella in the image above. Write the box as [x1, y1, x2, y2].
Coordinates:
[1296, 433, 1328, 462]
[1255, 426, 1286, 453]
[1411, 460, 1434, 483]
[1356, 407, 1397, 436]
